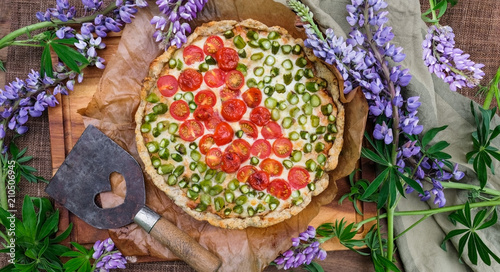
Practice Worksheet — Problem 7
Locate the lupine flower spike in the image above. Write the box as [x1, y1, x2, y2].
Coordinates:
[422, 24, 485, 91]
[289, 0, 466, 207]
[274, 226, 327, 270]
[151, 0, 208, 49]
[93, 238, 127, 271]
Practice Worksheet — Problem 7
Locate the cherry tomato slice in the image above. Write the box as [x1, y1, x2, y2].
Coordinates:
[193, 105, 214, 121]
[288, 167, 310, 189]
[178, 68, 203, 92]
[220, 86, 241, 102]
[225, 70, 244, 90]
[213, 122, 234, 146]
[157, 75, 178, 97]
[220, 151, 242, 173]
[195, 90, 217, 107]
[221, 99, 246, 122]
[250, 107, 271, 127]
[242, 87, 262, 108]
[261, 121, 283, 139]
[169, 100, 190, 121]
[272, 137, 293, 158]
[225, 139, 251, 162]
[260, 158, 283, 177]
[237, 165, 258, 183]
[183, 45, 204, 65]
[204, 69, 225, 88]
[250, 139, 272, 159]
[199, 134, 215, 155]
[239, 120, 258, 139]
[267, 179, 292, 200]
[206, 148, 223, 169]
[203, 36, 224, 56]
[178, 119, 204, 142]
[215, 47, 239, 71]
[204, 112, 222, 131]
[247, 171, 270, 191]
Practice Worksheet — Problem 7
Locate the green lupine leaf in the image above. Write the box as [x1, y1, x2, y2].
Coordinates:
[41, 45, 53, 78]
[441, 229, 468, 251]
[71, 242, 89, 254]
[361, 167, 390, 201]
[485, 148, 500, 162]
[51, 223, 73, 243]
[437, 1, 448, 19]
[426, 141, 450, 154]
[458, 232, 470, 257]
[392, 169, 405, 198]
[377, 177, 391, 209]
[477, 209, 498, 230]
[421, 125, 448, 147]
[421, 8, 432, 16]
[474, 234, 491, 265]
[488, 125, 500, 144]
[36, 210, 59, 240]
[303, 262, 324, 272]
[468, 233, 478, 265]
[50, 43, 88, 74]
[375, 253, 401, 272]
[63, 257, 87, 272]
[398, 172, 425, 194]
[361, 147, 389, 166]
[421, 16, 438, 23]
[22, 196, 36, 237]
[53, 37, 78, 45]
[449, 210, 468, 227]
[0, 60, 5, 72]
[472, 209, 487, 228]
[429, 151, 452, 160]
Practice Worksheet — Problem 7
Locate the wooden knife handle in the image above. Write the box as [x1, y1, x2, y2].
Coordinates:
[134, 207, 221, 272]
[149, 217, 221, 272]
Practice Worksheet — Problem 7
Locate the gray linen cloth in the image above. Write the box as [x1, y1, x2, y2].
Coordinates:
[274, 0, 500, 271]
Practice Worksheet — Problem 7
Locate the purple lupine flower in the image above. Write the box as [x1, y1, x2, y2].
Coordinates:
[82, 0, 103, 12]
[422, 24, 484, 91]
[151, 0, 207, 50]
[273, 226, 327, 270]
[74, 35, 106, 69]
[93, 240, 105, 259]
[55, 26, 75, 39]
[103, 238, 115, 252]
[36, 0, 76, 22]
[92, 238, 127, 271]
[373, 122, 393, 145]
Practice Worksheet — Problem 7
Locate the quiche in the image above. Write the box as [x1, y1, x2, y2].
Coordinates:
[135, 19, 344, 229]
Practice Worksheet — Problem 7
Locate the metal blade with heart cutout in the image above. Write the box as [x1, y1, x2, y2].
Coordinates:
[46, 125, 221, 272]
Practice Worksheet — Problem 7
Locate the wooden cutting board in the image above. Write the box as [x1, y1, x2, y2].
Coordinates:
[47, 31, 376, 257]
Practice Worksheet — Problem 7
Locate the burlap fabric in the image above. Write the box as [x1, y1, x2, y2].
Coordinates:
[1, 0, 500, 271]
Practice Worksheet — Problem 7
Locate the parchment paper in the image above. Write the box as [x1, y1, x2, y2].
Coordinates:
[79, 0, 368, 271]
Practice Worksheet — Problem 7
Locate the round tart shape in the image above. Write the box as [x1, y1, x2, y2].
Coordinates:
[136, 19, 344, 229]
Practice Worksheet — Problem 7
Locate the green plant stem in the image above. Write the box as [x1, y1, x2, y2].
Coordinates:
[385, 201, 395, 263]
[482, 66, 500, 109]
[394, 214, 431, 240]
[441, 181, 500, 196]
[0, 154, 7, 210]
[429, 0, 438, 22]
[0, 2, 117, 50]
[355, 200, 500, 230]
